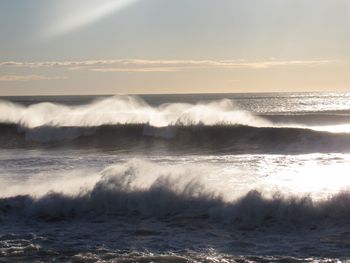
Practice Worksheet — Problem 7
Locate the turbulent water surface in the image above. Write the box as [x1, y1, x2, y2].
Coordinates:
[1, 92, 350, 262]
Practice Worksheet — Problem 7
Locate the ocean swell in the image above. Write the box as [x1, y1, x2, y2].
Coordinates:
[1, 123, 350, 153]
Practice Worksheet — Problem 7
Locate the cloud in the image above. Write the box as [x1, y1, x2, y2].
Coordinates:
[40, 0, 141, 39]
[0, 59, 334, 73]
[0, 75, 67, 82]
[90, 67, 180, 72]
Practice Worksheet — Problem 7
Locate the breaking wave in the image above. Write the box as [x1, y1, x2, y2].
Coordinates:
[1, 160, 350, 229]
[2, 95, 350, 153]
[0, 95, 270, 128]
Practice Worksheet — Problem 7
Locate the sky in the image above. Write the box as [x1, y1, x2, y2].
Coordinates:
[0, 0, 349, 95]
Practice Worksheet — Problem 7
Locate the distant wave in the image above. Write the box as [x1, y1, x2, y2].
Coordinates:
[1, 160, 350, 229]
[0, 95, 270, 128]
[1, 123, 350, 153]
[2, 95, 350, 132]
[2, 95, 350, 153]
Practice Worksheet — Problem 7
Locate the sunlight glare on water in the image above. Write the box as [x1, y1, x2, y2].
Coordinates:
[260, 154, 350, 199]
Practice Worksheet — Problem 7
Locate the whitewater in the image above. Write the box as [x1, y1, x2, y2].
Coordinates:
[2, 92, 350, 262]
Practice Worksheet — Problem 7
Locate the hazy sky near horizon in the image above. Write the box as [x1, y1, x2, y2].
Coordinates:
[0, 0, 350, 95]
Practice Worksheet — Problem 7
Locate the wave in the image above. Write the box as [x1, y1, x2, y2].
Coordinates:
[1, 160, 350, 229]
[0, 95, 271, 128]
[3, 95, 350, 132]
[2, 95, 350, 153]
[1, 123, 350, 153]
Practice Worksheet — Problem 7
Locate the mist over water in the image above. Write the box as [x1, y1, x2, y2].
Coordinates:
[2, 93, 350, 262]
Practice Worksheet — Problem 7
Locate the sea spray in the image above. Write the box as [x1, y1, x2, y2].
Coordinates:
[0, 96, 271, 128]
[1, 159, 350, 229]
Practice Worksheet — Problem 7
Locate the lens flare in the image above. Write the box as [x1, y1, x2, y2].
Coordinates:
[41, 0, 139, 39]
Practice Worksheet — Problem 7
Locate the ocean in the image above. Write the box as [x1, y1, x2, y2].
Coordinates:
[1, 92, 350, 262]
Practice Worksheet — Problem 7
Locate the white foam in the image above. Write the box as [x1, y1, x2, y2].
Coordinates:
[2, 159, 350, 226]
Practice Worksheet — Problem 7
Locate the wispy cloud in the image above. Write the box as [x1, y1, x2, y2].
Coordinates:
[90, 67, 180, 72]
[0, 59, 334, 73]
[0, 75, 66, 82]
[40, 0, 141, 39]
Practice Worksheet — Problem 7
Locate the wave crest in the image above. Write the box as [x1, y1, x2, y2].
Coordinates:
[0, 96, 270, 128]
[2, 160, 350, 228]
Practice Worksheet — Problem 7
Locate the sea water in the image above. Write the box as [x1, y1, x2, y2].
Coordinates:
[1, 92, 350, 262]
